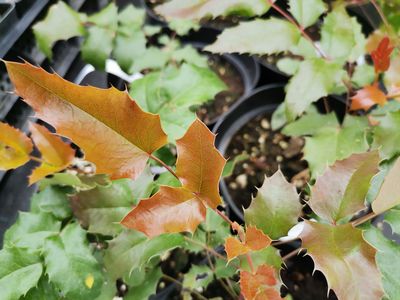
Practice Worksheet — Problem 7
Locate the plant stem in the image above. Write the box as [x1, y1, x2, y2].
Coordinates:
[183, 236, 226, 260]
[162, 274, 208, 300]
[149, 153, 179, 180]
[370, 0, 391, 32]
[266, 0, 327, 58]
[351, 211, 377, 227]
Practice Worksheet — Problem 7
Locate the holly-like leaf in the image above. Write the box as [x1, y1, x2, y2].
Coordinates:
[4, 212, 61, 251]
[33, 1, 85, 58]
[122, 119, 225, 237]
[205, 18, 301, 55]
[183, 264, 213, 290]
[309, 151, 380, 223]
[5, 61, 167, 179]
[22, 275, 60, 300]
[351, 63, 375, 88]
[240, 264, 282, 300]
[372, 110, 400, 159]
[320, 6, 366, 62]
[225, 226, 271, 261]
[29, 123, 75, 184]
[285, 58, 345, 119]
[71, 178, 143, 236]
[288, 0, 327, 28]
[103, 230, 184, 280]
[302, 115, 370, 176]
[31, 186, 72, 220]
[244, 170, 301, 240]
[364, 226, 400, 299]
[384, 207, 400, 234]
[38, 172, 110, 192]
[124, 267, 162, 300]
[43, 223, 103, 300]
[350, 85, 387, 112]
[300, 221, 384, 300]
[0, 122, 33, 170]
[0, 246, 43, 300]
[371, 157, 400, 214]
[155, 0, 271, 21]
[371, 36, 394, 74]
[130, 63, 226, 141]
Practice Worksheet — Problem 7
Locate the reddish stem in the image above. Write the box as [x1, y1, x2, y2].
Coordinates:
[351, 211, 377, 227]
[370, 0, 391, 32]
[149, 153, 179, 180]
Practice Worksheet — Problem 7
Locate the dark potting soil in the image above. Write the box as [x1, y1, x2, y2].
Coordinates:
[196, 55, 245, 125]
[225, 113, 309, 209]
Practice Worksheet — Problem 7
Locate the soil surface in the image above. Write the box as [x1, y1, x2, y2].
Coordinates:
[196, 55, 245, 125]
[225, 112, 309, 209]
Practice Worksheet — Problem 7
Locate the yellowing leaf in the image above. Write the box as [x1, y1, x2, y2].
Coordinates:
[5, 61, 167, 179]
[300, 221, 384, 300]
[240, 264, 282, 300]
[225, 225, 271, 261]
[85, 274, 94, 289]
[350, 85, 387, 112]
[372, 157, 400, 214]
[176, 119, 226, 208]
[29, 123, 75, 184]
[309, 151, 380, 223]
[0, 122, 33, 170]
[122, 119, 225, 237]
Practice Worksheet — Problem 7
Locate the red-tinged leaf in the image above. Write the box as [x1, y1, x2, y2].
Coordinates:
[309, 151, 380, 223]
[225, 237, 249, 261]
[240, 265, 282, 300]
[176, 119, 226, 208]
[0, 122, 33, 170]
[299, 221, 384, 300]
[372, 157, 400, 214]
[29, 123, 75, 184]
[350, 85, 387, 112]
[225, 225, 272, 261]
[121, 186, 206, 237]
[122, 119, 225, 237]
[371, 36, 394, 73]
[5, 61, 167, 179]
[245, 226, 272, 251]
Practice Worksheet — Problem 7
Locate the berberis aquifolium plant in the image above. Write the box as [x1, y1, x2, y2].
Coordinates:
[1, 0, 400, 299]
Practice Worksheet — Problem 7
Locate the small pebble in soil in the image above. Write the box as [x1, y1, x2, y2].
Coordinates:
[159, 282, 165, 289]
[120, 284, 127, 292]
[236, 174, 247, 188]
[261, 118, 270, 129]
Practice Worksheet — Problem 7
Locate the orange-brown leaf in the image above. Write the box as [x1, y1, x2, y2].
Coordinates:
[350, 85, 387, 111]
[240, 265, 282, 300]
[245, 226, 272, 251]
[225, 237, 249, 261]
[300, 221, 384, 300]
[371, 36, 394, 73]
[0, 122, 33, 170]
[5, 61, 167, 179]
[121, 186, 206, 237]
[176, 119, 226, 208]
[29, 123, 75, 184]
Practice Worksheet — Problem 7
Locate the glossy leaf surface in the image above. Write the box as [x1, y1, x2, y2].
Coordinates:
[350, 85, 387, 112]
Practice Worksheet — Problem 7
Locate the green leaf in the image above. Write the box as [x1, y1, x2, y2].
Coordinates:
[300, 221, 384, 300]
[351, 63, 375, 88]
[364, 226, 400, 300]
[33, 1, 85, 58]
[22, 276, 60, 300]
[155, 0, 271, 21]
[125, 268, 162, 300]
[384, 208, 400, 234]
[372, 157, 400, 214]
[271, 103, 287, 130]
[43, 223, 103, 300]
[104, 230, 184, 280]
[303, 115, 369, 176]
[372, 110, 400, 159]
[154, 171, 182, 190]
[31, 186, 72, 220]
[71, 175, 152, 236]
[169, 19, 200, 35]
[82, 3, 118, 70]
[130, 63, 225, 141]
[183, 265, 213, 290]
[205, 18, 301, 55]
[4, 212, 61, 250]
[276, 57, 301, 76]
[171, 45, 208, 68]
[118, 4, 145, 28]
[129, 47, 170, 73]
[238, 246, 283, 272]
[0, 246, 43, 300]
[371, 101, 400, 116]
[38, 173, 110, 192]
[114, 30, 146, 73]
[288, 0, 327, 28]
[285, 58, 344, 119]
[244, 170, 301, 239]
[222, 152, 249, 177]
[320, 6, 366, 62]
[308, 151, 380, 223]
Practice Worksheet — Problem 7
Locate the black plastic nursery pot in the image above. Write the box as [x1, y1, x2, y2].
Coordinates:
[213, 85, 346, 222]
[0, 2, 17, 37]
